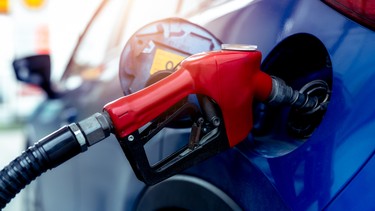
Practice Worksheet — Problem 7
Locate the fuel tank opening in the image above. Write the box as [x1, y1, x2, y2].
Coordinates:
[251, 33, 332, 157]
[288, 80, 331, 138]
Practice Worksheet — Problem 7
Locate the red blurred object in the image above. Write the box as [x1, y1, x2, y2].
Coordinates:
[35, 25, 50, 54]
[18, 84, 44, 96]
[104, 50, 272, 147]
[324, 0, 375, 30]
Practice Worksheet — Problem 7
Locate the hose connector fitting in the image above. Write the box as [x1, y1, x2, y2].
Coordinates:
[266, 76, 319, 112]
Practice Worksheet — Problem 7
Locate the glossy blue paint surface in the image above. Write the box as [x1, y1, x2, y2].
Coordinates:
[199, 0, 375, 209]
[326, 153, 375, 210]
[24, 0, 375, 210]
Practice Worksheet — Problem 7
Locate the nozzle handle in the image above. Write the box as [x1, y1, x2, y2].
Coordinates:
[104, 50, 272, 147]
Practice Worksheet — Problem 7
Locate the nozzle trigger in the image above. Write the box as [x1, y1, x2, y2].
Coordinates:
[116, 101, 229, 185]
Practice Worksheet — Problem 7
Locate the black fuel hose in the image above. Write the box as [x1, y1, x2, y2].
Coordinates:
[266, 76, 319, 112]
[0, 113, 112, 210]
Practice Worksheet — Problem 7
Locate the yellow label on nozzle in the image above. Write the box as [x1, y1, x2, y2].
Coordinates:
[150, 49, 186, 75]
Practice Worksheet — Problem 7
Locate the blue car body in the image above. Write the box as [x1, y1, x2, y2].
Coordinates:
[193, 0, 375, 210]
[24, 0, 375, 210]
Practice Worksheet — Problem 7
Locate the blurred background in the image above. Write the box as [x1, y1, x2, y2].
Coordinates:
[0, 1, 103, 210]
[1, 0, 97, 126]
[0, 0, 221, 210]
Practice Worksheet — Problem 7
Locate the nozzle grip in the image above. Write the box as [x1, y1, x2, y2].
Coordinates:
[104, 50, 272, 147]
[104, 67, 195, 139]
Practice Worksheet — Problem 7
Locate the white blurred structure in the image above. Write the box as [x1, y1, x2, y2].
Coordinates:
[0, 15, 16, 125]
[0, 0, 101, 125]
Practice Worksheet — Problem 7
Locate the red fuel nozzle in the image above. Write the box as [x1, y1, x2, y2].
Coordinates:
[0, 46, 323, 204]
[104, 49, 272, 147]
